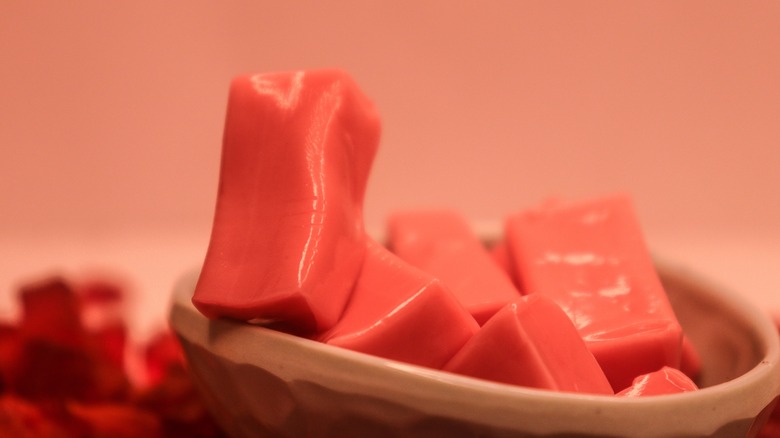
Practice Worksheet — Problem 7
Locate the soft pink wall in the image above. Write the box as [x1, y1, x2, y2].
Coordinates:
[3, 1, 779, 238]
[1, 2, 778, 332]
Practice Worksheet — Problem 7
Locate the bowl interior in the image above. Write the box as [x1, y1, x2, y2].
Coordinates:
[659, 260, 770, 388]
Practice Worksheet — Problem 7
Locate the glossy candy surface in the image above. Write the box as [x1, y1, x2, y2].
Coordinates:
[321, 240, 479, 369]
[444, 295, 613, 394]
[387, 210, 520, 324]
[617, 366, 698, 397]
[505, 194, 683, 391]
[192, 70, 381, 333]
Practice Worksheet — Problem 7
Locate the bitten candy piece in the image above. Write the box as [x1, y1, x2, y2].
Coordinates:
[321, 240, 480, 369]
[387, 210, 520, 324]
[505, 194, 683, 392]
[193, 70, 381, 333]
[443, 295, 613, 394]
[617, 367, 698, 397]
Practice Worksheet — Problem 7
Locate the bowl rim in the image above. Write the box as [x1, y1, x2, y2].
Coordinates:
[171, 258, 780, 436]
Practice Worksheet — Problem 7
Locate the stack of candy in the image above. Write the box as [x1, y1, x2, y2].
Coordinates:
[191, 69, 707, 397]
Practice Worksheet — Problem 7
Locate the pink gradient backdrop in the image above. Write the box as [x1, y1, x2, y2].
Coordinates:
[2, 2, 778, 336]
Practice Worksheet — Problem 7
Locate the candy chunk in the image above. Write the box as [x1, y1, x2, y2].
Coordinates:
[617, 367, 698, 397]
[192, 70, 381, 333]
[505, 194, 683, 391]
[443, 295, 613, 394]
[387, 210, 520, 324]
[321, 240, 479, 369]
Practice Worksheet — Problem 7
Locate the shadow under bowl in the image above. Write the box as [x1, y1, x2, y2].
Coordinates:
[170, 259, 780, 438]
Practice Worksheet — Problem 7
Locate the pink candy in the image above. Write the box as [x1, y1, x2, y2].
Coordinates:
[387, 210, 519, 325]
[192, 70, 380, 333]
[194, 69, 698, 397]
[617, 367, 698, 397]
[321, 240, 479, 369]
[504, 194, 684, 391]
[444, 295, 613, 394]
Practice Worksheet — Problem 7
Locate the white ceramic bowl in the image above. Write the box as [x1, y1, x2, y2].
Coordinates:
[170, 259, 780, 438]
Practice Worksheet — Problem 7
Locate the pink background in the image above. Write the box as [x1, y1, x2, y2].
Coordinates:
[2, 2, 778, 338]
